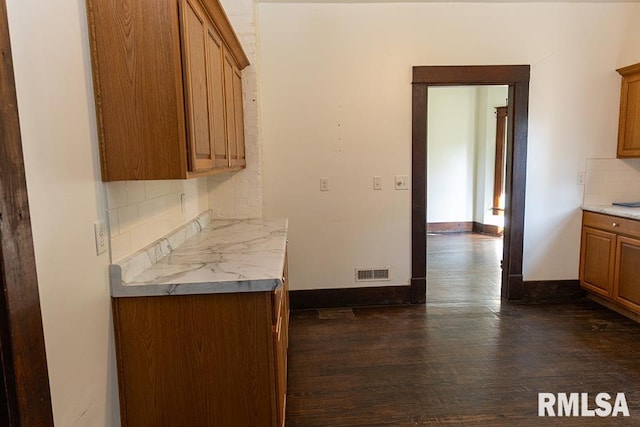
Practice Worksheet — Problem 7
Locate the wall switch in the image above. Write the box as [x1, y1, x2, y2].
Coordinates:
[320, 177, 329, 191]
[373, 176, 382, 190]
[94, 221, 107, 256]
[577, 172, 585, 186]
[394, 175, 409, 190]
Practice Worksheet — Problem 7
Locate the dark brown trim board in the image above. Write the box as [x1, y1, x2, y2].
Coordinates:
[411, 84, 428, 304]
[427, 222, 503, 236]
[290, 286, 411, 310]
[472, 222, 503, 237]
[412, 65, 530, 302]
[521, 280, 585, 303]
[0, 1, 54, 425]
[427, 222, 473, 233]
[493, 106, 508, 214]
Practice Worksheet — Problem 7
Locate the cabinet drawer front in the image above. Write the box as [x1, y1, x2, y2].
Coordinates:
[583, 211, 640, 238]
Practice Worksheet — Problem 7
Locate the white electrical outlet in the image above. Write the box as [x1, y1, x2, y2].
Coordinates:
[394, 175, 409, 190]
[373, 176, 382, 190]
[180, 193, 186, 213]
[320, 177, 329, 191]
[577, 172, 585, 186]
[94, 221, 107, 256]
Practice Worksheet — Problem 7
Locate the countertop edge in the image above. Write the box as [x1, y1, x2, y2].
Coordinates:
[582, 205, 640, 221]
[109, 216, 288, 298]
[112, 277, 284, 298]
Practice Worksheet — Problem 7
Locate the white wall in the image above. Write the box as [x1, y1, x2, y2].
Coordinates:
[6, 0, 119, 424]
[427, 87, 477, 223]
[259, 2, 640, 288]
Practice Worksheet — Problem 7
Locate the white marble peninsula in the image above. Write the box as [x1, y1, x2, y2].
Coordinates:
[109, 210, 291, 426]
[109, 211, 288, 297]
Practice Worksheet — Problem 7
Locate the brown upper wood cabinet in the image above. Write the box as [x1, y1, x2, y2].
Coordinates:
[616, 62, 640, 158]
[86, 0, 250, 181]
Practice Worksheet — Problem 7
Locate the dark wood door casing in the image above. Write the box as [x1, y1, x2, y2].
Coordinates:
[492, 106, 508, 215]
[0, 0, 54, 425]
[411, 65, 530, 303]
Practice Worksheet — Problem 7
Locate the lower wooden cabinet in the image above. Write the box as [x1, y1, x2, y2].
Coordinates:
[580, 226, 616, 298]
[614, 235, 640, 312]
[112, 275, 289, 426]
[580, 211, 640, 316]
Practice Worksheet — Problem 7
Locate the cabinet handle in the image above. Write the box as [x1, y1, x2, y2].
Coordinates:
[612, 222, 620, 228]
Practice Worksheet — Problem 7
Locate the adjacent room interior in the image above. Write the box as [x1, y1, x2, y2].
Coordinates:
[427, 85, 508, 304]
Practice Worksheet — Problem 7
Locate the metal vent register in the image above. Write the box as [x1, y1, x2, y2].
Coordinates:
[355, 267, 390, 282]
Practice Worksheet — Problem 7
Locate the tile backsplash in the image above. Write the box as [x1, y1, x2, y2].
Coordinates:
[106, 178, 209, 262]
[583, 158, 640, 205]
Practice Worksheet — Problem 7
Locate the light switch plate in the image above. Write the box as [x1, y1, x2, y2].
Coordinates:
[373, 176, 382, 190]
[94, 221, 107, 255]
[394, 175, 409, 190]
[320, 177, 329, 191]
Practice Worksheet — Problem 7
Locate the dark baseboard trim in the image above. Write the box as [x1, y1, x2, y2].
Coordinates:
[472, 222, 503, 237]
[427, 222, 472, 233]
[521, 279, 585, 303]
[290, 281, 584, 309]
[410, 277, 426, 304]
[290, 285, 412, 310]
[505, 274, 524, 300]
[427, 221, 503, 237]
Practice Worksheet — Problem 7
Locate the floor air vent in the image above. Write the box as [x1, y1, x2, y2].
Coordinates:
[355, 267, 390, 282]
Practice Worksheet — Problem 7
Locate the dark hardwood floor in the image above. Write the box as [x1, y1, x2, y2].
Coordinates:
[426, 233, 502, 304]
[285, 233, 640, 426]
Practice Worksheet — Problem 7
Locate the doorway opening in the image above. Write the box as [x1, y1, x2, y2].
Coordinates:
[410, 65, 530, 304]
[426, 85, 507, 304]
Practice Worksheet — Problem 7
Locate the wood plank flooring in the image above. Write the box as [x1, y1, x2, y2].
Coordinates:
[426, 233, 502, 303]
[285, 233, 640, 426]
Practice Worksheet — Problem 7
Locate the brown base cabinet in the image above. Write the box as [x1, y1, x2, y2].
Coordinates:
[580, 211, 640, 317]
[112, 269, 289, 426]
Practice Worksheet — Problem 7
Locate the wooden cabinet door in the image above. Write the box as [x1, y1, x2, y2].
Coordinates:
[205, 27, 229, 168]
[580, 226, 616, 298]
[180, 0, 214, 172]
[617, 64, 640, 157]
[233, 67, 246, 166]
[613, 236, 640, 313]
[274, 306, 287, 427]
[223, 47, 246, 167]
[222, 49, 238, 166]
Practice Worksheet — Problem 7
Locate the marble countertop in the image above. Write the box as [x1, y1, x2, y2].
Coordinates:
[110, 212, 288, 297]
[582, 204, 640, 221]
